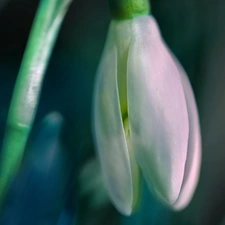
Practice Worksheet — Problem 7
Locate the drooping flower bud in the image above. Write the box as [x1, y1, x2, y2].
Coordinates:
[93, 1, 201, 216]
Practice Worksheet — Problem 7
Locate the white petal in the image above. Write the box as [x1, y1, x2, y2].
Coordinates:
[172, 67, 201, 210]
[111, 19, 133, 115]
[127, 15, 189, 204]
[93, 40, 133, 215]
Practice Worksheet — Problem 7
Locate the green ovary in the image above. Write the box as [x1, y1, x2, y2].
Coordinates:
[109, 0, 150, 20]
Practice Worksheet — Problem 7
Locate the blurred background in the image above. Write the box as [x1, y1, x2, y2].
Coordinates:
[0, 0, 225, 224]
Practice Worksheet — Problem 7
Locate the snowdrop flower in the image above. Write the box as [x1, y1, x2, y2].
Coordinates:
[93, 0, 201, 216]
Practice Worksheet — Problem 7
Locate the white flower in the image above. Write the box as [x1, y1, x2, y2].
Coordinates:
[93, 15, 201, 216]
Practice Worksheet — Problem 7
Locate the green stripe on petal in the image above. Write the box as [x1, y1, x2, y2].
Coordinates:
[127, 15, 189, 204]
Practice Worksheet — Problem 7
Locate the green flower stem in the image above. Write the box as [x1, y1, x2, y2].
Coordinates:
[0, 0, 72, 206]
[109, 0, 150, 20]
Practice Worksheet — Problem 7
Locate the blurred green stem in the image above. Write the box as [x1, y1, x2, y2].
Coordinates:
[0, 0, 72, 206]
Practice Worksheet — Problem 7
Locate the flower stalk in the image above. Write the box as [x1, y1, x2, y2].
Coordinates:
[0, 0, 72, 206]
